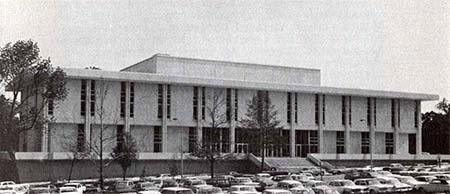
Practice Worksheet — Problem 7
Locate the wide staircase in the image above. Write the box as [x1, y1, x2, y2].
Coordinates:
[248, 154, 323, 172]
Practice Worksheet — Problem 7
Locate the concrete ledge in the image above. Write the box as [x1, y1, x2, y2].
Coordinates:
[311, 153, 447, 161]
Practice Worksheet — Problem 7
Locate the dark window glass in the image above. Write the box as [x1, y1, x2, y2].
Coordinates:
[409, 134, 416, 154]
[90, 80, 96, 116]
[188, 127, 197, 153]
[374, 98, 377, 126]
[120, 82, 126, 117]
[349, 96, 352, 126]
[193, 87, 198, 120]
[367, 97, 371, 126]
[48, 98, 54, 115]
[167, 85, 171, 119]
[287, 92, 291, 123]
[77, 124, 85, 152]
[361, 132, 370, 154]
[80, 80, 87, 116]
[201, 87, 206, 120]
[414, 101, 419, 128]
[336, 131, 345, 153]
[129, 82, 134, 118]
[294, 93, 298, 123]
[234, 89, 238, 121]
[226, 88, 231, 121]
[117, 125, 124, 149]
[385, 133, 394, 154]
[322, 95, 326, 125]
[157, 84, 163, 119]
[341, 96, 346, 125]
[391, 99, 395, 128]
[154, 126, 162, 152]
[315, 94, 319, 125]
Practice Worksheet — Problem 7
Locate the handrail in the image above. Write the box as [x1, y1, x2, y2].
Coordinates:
[306, 154, 334, 170]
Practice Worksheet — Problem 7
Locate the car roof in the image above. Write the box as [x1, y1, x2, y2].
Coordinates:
[162, 187, 192, 191]
[279, 180, 301, 184]
[264, 189, 291, 192]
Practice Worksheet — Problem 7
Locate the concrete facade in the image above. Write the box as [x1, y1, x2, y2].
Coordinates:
[21, 54, 438, 158]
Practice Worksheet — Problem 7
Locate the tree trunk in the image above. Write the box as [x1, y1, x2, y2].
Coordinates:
[261, 148, 265, 172]
[68, 157, 76, 182]
[210, 159, 215, 178]
[6, 149, 20, 183]
[122, 167, 127, 180]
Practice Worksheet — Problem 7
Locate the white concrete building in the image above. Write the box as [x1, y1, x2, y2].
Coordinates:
[22, 54, 438, 158]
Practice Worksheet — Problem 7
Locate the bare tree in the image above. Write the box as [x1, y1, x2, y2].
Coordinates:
[192, 89, 230, 178]
[61, 140, 90, 182]
[110, 132, 137, 180]
[240, 91, 283, 172]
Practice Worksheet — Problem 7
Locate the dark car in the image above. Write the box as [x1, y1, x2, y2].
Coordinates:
[344, 171, 377, 181]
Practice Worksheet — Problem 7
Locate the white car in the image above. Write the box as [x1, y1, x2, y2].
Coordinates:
[262, 189, 292, 194]
[59, 187, 79, 194]
[0, 182, 15, 187]
[354, 178, 393, 193]
[376, 177, 412, 192]
[276, 180, 304, 190]
[394, 175, 427, 189]
[0, 185, 27, 194]
[63, 183, 85, 194]
[161, 187, 194, 194]
[327, 180, 368, 194]
[435, 174, 450, 180]
[229, 185, 258, 194]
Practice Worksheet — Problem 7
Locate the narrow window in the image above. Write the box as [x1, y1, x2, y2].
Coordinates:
[154, 126, 162, 152]
[116, 125, 124, 149]
[226, 88, 231, 121]
[120, 82, 126, 117]
[193, 87, 198, 120]
[309, 131, 319, 153]
[294, 93, 298, 123]
[398, 100, 401, 127]
[349, 96, 352, 126]
[361, 132, 370, 154]
[374, 98, 377, 126]
[322, 95, 326, 125]
[391, 99, 395, 128]
[48, 98, 54, 115]
[129, 82, 134, 118]
[157, 84, 163, 119]
[314, 94, 319, 125]
[414, 101, 419, 128]
[368, 98, 371, 125]
[80, 80, 87, 116]
[336, 131, 345, 154]
[341, 96, 346, 125]
[408, 134, 416, 154]
[201, 87, 206, 120]
[188, 127, 197, 153]
[167, 85, 171, 119]
[77, 124, 85, 152]
[234, 89, 238, 121]
[90, 80, 96, 116]
[287, 92, 291, 123]
[385, 133, 394, 154]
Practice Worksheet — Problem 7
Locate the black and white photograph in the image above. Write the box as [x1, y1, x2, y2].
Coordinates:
[0, 1, 449, 194]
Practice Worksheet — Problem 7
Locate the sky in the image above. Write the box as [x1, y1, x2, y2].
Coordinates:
[0, 0, 449, 112]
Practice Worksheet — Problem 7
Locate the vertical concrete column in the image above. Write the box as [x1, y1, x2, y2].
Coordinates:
[416, 100, 422, 156]
[85, 80, 92, 149]
[369, 98, 376, 154]
[318, 94, 325, 153]
[124, 82, 130, 133]
[290, 92, 296, 157]
[344, 96, 351, 154]
[162, 84, 168, 152]
[229, 89, 236, 153]
[197, 87, 203, 146]
[393, 99, 400, 154]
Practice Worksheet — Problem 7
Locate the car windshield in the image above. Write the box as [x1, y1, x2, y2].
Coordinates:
[61, 188, 77, 192]
[289, 183, 303, 188]
[192, 180, 206, 185]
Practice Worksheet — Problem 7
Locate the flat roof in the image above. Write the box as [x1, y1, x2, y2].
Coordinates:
[63, 68, 439, 101]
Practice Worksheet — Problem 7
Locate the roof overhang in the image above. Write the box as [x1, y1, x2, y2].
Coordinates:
[63, 68, 439, 101]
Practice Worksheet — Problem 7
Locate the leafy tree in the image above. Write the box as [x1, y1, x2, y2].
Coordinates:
[240, 91, 283, 172]
[111, 132, 138, 180]
[0, 40, 67, 182]
[191, 89, 229, 178]
[423, 98, 450, 154]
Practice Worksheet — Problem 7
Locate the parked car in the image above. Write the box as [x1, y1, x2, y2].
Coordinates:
[354, 178, 392, 193]
[197, 187, 224, 194]
[289, 175, 311, 183]
[416, 179, 450, 193]
[415, 175, 437, 183]
[311, 186, 339, 194]
[435, 174, 450, 180]
[161, 187, 194, 194]
[58, 187, 79, 194]
[231, 178, 260, 190]
[272, 175, 292, 182]
[344, 171, 377, 181]
[0, 182, 15, 187]
[375, 177, 412, 192]
[276, 180, 303, 190]
[29, 187, 58, 194]
[134, 182, 159, 193]
[206, 177, 231, 188]
[327, 180, 368, 194]
[0, 185, 28, 194]
[229, 185, 258, 194]
[63, 183, 86, 194]
[394, 176, 427, 189]
[289, 187, 314, 194]
[262, 189, 292, 194]
[303, 180, 326, 188]
[109, 181, 136, 194]
[183, 179, 209, 192]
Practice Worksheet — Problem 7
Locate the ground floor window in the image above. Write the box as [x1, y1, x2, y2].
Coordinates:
[77, 124, 85, 152]
[202, 127, 229, 153]
[361, 132, 370, 154]
[385, 132, 394, 154]
[154, 126, 162, 152]
[235, 128, 288, 157]
[188, 127, 197, 153]
[336, 131, 345, 154]
[295, 130, 319, 157]
[408, 134, 416, 154]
